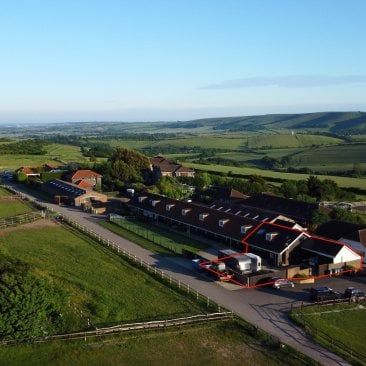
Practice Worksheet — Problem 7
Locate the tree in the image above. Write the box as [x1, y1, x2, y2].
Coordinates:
[193, 172, 212, 189]
[306, 176, 323, 201]
[280, 180, 298, 198]
[15, 172, 28, 183]
[0, 257, 67, 340]
[109, 148, 150, 183]
[155, 177, 188, 200]
[310, 209, 329, 229]
[330, 208, 365, 224]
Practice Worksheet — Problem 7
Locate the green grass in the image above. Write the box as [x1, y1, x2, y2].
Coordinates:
[288, 144, 366, 172]
[246, 134, 342, 149]
[108, 134, 342, 152]
[0, 224, 203, 330]
[0, 187, 11, 197]
[101, 219, 208, 254]
[185, 162, 366, 190]
[291, 303, 366, 364]
[100, 221, 174, 256]
[0, 200, 33, 218]
[0, 321, 316, 366]
[0, 143, 90, 170]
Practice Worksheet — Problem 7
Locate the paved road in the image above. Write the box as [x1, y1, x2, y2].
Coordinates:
[10, 184, 355, 366]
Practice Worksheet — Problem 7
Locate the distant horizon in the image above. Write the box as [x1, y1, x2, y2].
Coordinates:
[0, 109, 365, 126]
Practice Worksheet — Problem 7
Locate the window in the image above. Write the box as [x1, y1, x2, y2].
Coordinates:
[199, 213, 208, 221]
[219, 219, 229, 227]
[182, 208, 190, 216]
[240, 225, 252, 234]
[166, 204, 174, 211]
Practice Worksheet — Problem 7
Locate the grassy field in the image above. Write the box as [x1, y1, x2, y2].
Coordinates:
[185, 161, 366, 190]
[0, 200, 33, 218]
[288, 144, 366, 171]
[0, 321, 315, 366]
[108, 133, 342, 152]
[0, 224, 203, 330]
[245, 134, 342, 149]
[291, 303, 366, 364]
[0, 187, 11, 197]
[101, 219, 208, 254]
[0, 143, 88, 170]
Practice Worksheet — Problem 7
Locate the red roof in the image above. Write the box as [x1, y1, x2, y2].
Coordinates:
[69, 169, 102, 180]
[17, 167, 39, 175]
[75, 179, 94, 189]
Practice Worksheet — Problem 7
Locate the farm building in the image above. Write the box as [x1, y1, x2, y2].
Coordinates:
[315, 220, 366, 263]
[238, 193, 324, 226]
[151, 156, 195, 182]
[65, 169, 102, 189]
[128, 193, 362, 272]
[42, 179, 107, 207]
[15, 167, 40, 177]
[301, 237, 362, 273]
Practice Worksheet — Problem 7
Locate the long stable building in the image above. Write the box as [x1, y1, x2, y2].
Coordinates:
[128, 193, 361, 271]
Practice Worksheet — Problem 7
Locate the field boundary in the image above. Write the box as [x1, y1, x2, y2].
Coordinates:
[291, 303, 366, 365]
[0, 211, 43, 229]
[0, 312, 232, 346]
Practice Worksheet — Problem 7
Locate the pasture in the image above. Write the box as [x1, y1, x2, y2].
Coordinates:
[107, 133, 342, 152]
[185, 162, 366, 190]
[0, 321, 315, 366]
[0, 223, 203, 331]
[291, 303, 366, 364]
[0, 143, 87, 170]
[0, 200, 33, 218]
[287, 144, 366, 172]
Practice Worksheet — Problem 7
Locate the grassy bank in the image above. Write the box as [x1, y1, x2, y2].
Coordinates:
[0, 321, 317, 366]
[0, 224, 203, 331]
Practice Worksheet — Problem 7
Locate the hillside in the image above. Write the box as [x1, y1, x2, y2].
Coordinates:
[165, 112, 366, 134]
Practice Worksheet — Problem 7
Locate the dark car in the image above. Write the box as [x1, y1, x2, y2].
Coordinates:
[310, 286, 342, 302]
[271, 277, 295, 289]
[344, 287, 365, 301]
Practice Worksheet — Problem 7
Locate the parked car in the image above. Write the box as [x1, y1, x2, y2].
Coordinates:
[344, 287, 365, 301]
[310, 286, 342, 302]
[271, 277, 295, 289]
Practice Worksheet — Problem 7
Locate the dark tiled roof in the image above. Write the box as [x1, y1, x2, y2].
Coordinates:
[129, 193, 259, 242]
[208, 202, 278, 222]
[43, 179, 87, 198]
[315, 220, 366, 246]
[241, 193, 319, 223]
[245, 222, 304, 254]
[301, 237, 343, 258]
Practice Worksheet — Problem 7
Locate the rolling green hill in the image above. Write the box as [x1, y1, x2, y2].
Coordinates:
[165, 112, 366, 134]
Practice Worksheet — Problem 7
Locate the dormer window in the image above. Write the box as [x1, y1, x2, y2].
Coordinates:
[138, 196, 147, 203]
[219, 219, 229, 227]
[199, 213, 209, 221]
[182, 208, 191, 216]
[166, 204, 174, 211]
[240, 225, 252, 234]
[151, 200, 160, 207]
[266, 232, 279, 242]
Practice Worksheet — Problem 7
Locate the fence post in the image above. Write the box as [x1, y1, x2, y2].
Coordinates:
[207, 297, 210, 307]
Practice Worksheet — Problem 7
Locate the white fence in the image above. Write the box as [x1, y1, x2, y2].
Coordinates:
[0, 312, 233, 346]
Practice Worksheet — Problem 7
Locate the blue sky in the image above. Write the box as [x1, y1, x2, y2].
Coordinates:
[0, 0, 365, 122]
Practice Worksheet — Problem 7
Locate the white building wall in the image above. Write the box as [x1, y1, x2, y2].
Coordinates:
[333, 245, 362, 264]
[339, 238, 366, 263]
